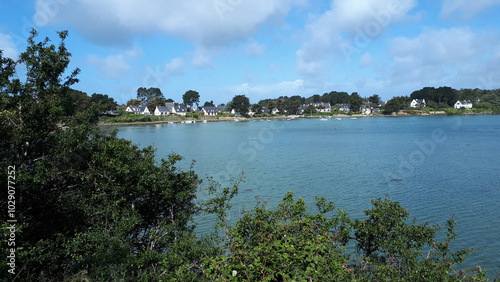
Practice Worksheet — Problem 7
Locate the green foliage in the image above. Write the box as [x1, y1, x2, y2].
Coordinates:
[202, 192, 352, 281]
[230, 95, 250, 116]
[182, 89, 200, 109]
[203, 100, 215, 107]
[185, 112, 199, 118]
[137, 87, 164, 105]
[127, 98, 142, 106]
[383, 96, 411, 114]
[349, 92, 363, 112]
[0, 30, 233, 281]
[202, 194, 487, 281]
[368, 94, 381, 106]
[411, 86, 458, 107]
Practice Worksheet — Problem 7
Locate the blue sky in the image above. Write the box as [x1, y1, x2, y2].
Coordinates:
[1, 0, 500, 105]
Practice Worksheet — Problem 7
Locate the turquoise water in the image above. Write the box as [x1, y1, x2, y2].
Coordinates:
[116, 115, 500, 277]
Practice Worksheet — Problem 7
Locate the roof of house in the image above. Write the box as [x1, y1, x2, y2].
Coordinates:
[202, 106, 219, 113]
[155, 106, 169, 112]
[261, 107, 270, 113]
[128, 106, 148, 112]
[175, 105, 187, 112]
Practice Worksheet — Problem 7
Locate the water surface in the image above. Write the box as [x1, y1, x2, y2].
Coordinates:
[116, 115, 500, 277]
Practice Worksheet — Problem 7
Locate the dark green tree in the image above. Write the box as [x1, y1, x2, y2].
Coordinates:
[182, 90, 200, 110]
[147, 96, 167, 112]
[203, 192, 352, 281]
[0, 30, 233, 281]
[203, 100, 215, 107]
[304, 104, 317, 115]
[137, 87, 164, 105]
[90, 93, 117, 113]
[349, 92, 363, 112]
[127, 98, 142, 106]
[383, 96, 410, 114]
[368, 94, 381, 106]
[230, 95, 250, 116]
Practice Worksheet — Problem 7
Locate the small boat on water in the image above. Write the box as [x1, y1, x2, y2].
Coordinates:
[350, 117, 357, 120]
[336, 118, 342, 120]
[319, 118, 328, 121]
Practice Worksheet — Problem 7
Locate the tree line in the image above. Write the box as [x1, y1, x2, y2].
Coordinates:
[0, 30, 493, 280]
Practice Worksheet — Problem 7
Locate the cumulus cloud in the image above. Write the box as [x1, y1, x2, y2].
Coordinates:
[88, 54, 131, 79]
[35, 0, 299, 51]
[388, 27, 500, 90]
[440, 0, 500, 20]
[391, 27, 478, 67]
[0, 34, 18, 59]
[296, 0, 417, 77]
[35, 0, 305, 68]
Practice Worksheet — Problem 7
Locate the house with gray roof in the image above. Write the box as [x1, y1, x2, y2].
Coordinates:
[154, 106, 170, 116]
[410, 99, 426, 108]
[126, 105, 150, 115]
[200, 106, 219, 116]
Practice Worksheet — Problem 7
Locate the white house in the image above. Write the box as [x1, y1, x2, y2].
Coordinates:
[410, 99, 426, 108]
[311, 102, 332, 112]
[338, 104, 351, 111]
[126, 105, 150, 115]
[154, 106, 170, 116]
[200, 106, 219, 116]
[454, 100, 473, 109]
[165, 102, 187, 116]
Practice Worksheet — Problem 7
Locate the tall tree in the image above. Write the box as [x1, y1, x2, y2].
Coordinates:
[90, 93, 117, 113]
[137, 87, 164, 105]
[127, 98, 142, 106]
[230, 95, 250, 115]
[383, 96, 410, 114]
[368, 94, 381, 106]
[349, 92, 363, 112]
[0, 30, 233, 281]
[182, 90, 200, 110]
[147, 96, 167, 112]
[203, 100, 215, 107]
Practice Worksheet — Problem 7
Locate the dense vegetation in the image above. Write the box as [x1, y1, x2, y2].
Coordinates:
[0, 30, 494, 281]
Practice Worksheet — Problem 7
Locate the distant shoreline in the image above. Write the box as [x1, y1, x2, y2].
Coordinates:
[99, 112, 497, 127]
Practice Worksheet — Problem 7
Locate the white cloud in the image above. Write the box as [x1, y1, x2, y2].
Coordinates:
[37, 0, 300, 59]
[296, 0, 417, 77]
[245, 40, 267, 57]
[391, 27, 478, 67]
[34, 0, 310, 71]
[388, 27, 500, 90]
[440, 0, 500, 20]
[164, 57, 185, 76]
[88, 53, 131, 79]
[0, 33, 18, 59]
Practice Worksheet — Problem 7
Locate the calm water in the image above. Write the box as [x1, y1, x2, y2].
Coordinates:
[116, 115, 500, 277]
